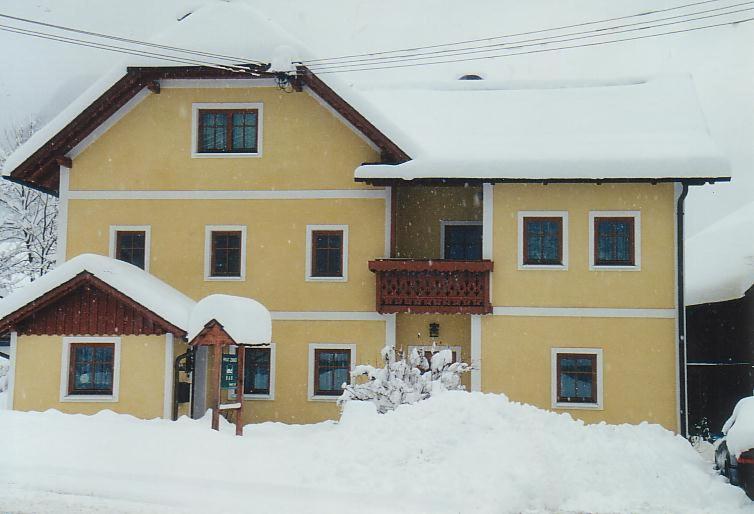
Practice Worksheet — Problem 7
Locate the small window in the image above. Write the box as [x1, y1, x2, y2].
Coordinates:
[68, 343, 115, 396]
[198, 109, 258, 154]
[594, 217, 635, 266]
[523, 217, 563, 266]
[243, 347, 271, 396]
[556, 353, 597, 404]
[314, 349, 351, 396]
[442, 223, 482, 260]
[115, 231, 146, 269]
[312, 230, 344, 278]
[211, 231, 242, 278]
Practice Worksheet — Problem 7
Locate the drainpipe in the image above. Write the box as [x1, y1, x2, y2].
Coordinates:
[677, 182, 690, 437]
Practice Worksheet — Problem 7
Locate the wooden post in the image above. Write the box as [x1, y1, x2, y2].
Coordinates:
[211, 343, 222, 431]
[235, 345, 245, 436]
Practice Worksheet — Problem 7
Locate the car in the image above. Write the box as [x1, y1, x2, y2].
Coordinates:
[715, 396, 754, 500]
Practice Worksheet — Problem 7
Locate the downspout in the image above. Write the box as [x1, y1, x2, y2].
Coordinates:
[677, 182, 690, 437]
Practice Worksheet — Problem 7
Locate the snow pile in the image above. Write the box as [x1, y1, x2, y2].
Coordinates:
[188, 294, 272, 345]
[686, 200, 754, 305]
[723, 396, 754, 458]
[0, 392, 750, 513]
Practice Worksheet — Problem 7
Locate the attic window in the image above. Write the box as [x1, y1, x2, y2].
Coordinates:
[192, 103, 263, 157]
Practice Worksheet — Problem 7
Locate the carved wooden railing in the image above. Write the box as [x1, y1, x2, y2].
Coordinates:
[368, 259, 493, 314]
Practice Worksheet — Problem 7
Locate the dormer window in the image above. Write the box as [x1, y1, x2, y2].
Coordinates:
[192, 103, 263, 157]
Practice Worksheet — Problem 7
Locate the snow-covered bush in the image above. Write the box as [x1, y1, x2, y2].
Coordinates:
[0, 358, 9, 394]
[338, 345, 470, 413]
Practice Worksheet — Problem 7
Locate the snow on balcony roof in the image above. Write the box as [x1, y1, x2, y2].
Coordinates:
[188, 294, 272, 346]
[686, 200, 754, 305]
[353, 75, 730, 181]
[0, 254, 196, 330]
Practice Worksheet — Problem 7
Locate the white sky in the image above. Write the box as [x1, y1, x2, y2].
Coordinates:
[0, 0, 751, 235]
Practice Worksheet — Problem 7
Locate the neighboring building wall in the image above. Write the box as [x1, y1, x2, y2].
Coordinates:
[13, 334, 168, 418]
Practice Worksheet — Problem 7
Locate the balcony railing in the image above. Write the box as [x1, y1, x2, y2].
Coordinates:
[368, 259, 493, 315]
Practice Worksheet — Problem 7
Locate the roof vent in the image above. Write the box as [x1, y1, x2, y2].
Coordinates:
[458, 74, 484, 81]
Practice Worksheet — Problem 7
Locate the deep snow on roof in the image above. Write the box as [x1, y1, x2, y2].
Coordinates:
[352, 75, 729, 181]
[188, 294, 272, 345]
[686, 200, 754, 305]
[0, 254, 196, 330]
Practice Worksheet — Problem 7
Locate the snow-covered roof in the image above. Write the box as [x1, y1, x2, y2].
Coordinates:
[188, 294, 272, 345]
[0, 254, 195, 330]
[686, 200, 754, 305]
[353, 75, 729, 181]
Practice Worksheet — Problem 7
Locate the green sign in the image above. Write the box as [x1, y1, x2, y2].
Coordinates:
[221, 354, 238, 389]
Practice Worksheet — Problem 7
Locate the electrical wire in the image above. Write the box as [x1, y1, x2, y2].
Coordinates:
[302, 0, 734, 64]
[311, 16, 754, 74]
[305, 1, 753, 69]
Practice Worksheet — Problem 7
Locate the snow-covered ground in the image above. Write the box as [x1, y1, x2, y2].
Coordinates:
[0, 392, 751, 514]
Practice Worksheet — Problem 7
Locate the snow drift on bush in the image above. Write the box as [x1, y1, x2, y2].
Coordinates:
[0, 392, 750, 514]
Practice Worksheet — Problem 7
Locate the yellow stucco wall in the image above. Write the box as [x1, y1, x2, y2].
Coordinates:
[491, 183, 676, 309]
[13, 335, 167, 419]
[69, 86, 380, 191]
[482, 316, 677, 430]
[395, 186, 481, 258]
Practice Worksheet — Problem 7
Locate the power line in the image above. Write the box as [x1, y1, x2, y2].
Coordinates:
[312, 16, 754, 74]
[305, 1, 753, 69]
[302, 0, 733, 64]
[0, 11, 266, 66]
[0, 24, 258, 74]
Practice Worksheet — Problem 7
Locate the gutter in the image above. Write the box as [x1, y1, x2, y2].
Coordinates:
[677, 182, 690, 437]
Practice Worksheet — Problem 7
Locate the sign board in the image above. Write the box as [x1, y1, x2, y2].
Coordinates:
[221, 354, 238, 389]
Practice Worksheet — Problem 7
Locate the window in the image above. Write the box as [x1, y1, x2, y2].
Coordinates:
[517, 212, 568, 270]
[441, 222, 482, 260]
[192, 103, 263, 157]
[308, 344, 355, 400]
[243, 347, 272, 396]
[589, 211, 641, 270]
[109, 226, 150, 272]
[306, 225, 349, 281]
[551, 348, 603, 409]
[204, 226, 247, 281]
[61, 337, 121, 402]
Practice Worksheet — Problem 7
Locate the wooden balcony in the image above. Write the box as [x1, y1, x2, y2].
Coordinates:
[368, 259, 493, 315]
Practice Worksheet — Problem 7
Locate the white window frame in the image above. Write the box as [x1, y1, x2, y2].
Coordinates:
[308, 343, 356, 402]
[550, 347, 603, 410]
[191, 102, 264, 158]
[108, 225, 151, 272]
[305, 225, 349, 282]
[60, 337, 121, 403]
[204, 225, 247, 281]
[517, 211, 569, 270]
[588, 211, 641, 271]
[439, 220, 483, 259]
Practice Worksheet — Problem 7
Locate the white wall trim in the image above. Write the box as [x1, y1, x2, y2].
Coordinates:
[492, 306, 675, 319]
[307, 343, 356, 402]
[243, 343, 276, 401]
[68, 89, 151, 159]
[6, 331, 17, 410]
[204, 225, 247, 281]
[305, 224, 349, 282]
[161, 78, 278, 89]
[588, 210, 642, 271]
[384, 186, 392, 258]
[517, 211, 569, 271]
[55, 166, 70, 267]
[163, 333, 174, 419]
[482, 184, 494, 260]
[67, 189, 387, 201]
[60, 337, 121, 403]
[108, 225, 151, 272]
[271, 311, 387, 321]
[551, 347, 604, 410]
[303, 86, 382, 154]
[470, 315, 482, 392]
[385, 313, 397, 348]
[439, 220, 483, 259]
[191, 102, 263, 158]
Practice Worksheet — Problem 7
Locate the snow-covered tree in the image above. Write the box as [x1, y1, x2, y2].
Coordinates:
[338, 345, 471, 413]
[0, 118, 57, 296]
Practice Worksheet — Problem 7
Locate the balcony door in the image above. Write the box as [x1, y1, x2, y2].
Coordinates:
[442, 222, 482, 260]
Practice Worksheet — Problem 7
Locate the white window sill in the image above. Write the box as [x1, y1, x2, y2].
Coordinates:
[305, 276, 347, 283]
[518, 264, 568, 271]
[61, 395, 118, 403]
[552, 402, 603, 411]
[192, 152, 261, 159]
[589, 265, 641, 272]
[309, 395, 342, 402]
[204, 276, 245, 282]
[244, 394, 273, 401]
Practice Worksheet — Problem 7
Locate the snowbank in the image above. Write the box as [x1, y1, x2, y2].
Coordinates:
[724, 396, 754, 458]
[0, 392, 749, 513]
[188, 294, 272, 345]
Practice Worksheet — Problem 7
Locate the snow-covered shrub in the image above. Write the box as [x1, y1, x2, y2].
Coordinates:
[338, 345, 470, 413]
[0, 358, 9, 394]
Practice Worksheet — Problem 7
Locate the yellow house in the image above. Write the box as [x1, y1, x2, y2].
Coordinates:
[0, 11, 730, 435]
